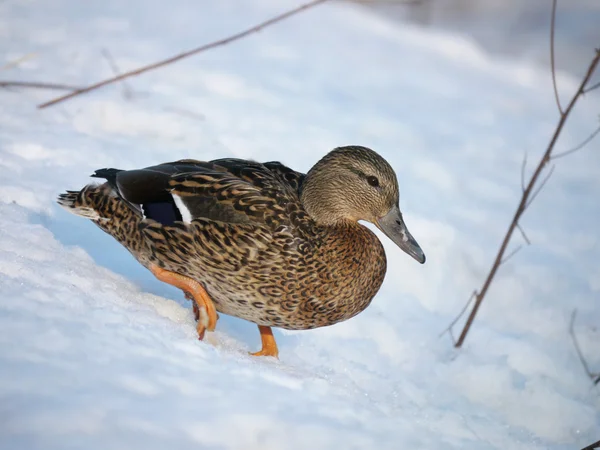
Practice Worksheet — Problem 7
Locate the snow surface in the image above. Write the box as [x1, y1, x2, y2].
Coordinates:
[1, 0, 599, 449]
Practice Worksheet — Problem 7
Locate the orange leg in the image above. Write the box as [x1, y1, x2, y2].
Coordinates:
[185, 293, 200, 322]
[150, 265, 218, 340]
[249, 325, 279, 358]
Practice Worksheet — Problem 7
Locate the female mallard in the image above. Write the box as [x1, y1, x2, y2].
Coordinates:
[58, 146, 425, 357]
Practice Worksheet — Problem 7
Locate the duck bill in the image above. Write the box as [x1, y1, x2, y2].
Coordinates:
[375, 205, 426, 264]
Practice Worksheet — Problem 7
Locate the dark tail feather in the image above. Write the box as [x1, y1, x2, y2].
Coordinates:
[91, 168, 122, 190]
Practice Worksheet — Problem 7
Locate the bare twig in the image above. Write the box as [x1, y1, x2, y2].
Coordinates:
[454, 49, 600, 348]
[520, 152, 527, 192]
[0, 81, 82, 91]
[552, 124, 600, 160]
[550, 0, 563, 114]
[499, 245, 522, 265]
[0, 53, 37, 71]
[516, 223, 531, 245]
[569, 310, 600, 385]
[162, 106, 206, 121]
[525, 164, 555, 208]
[101, 49, 134, 99]
[439, 290, 477, 342]
[581, 439, 600, 450]
[583, 80, 600, 94]
[38, 0, 329, 109]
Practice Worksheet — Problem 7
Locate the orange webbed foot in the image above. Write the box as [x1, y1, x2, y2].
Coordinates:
[249, 325, 279, 358]
[150, 265, 218, 339]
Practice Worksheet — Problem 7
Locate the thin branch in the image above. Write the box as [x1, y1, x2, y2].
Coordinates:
[38, 0, 329, 109]
[0, 81, 82, 91]
[499, 245, 522, 265]
[552, 124, 600, 160]
[583, 80, 600, 94]
[525, 164, 555, 208]
[550, 0, 563, 114]
[581, 439, 600, 450]
[455, 49, 600, 348]
[0, 53, 37, 71]
[520, 152, 527, 192]
[162, 106, 206, 121]
[569, 310, 599, 384]
[448, 327, 456, 345]
[516, 223, 531, 245]
[439, 290, 477, 341]
[101, 48, 134, 100]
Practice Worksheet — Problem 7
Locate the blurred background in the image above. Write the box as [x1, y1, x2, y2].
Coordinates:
[363, 0, 600, 77]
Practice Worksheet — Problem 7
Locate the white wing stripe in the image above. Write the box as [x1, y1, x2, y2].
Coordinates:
[172, 193, 192, 224]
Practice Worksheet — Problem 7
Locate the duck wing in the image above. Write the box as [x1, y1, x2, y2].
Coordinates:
[169, 158, 309, 231]
[92, 158, 309, 231]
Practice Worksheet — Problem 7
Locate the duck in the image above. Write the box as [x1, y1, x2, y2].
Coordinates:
[57, 146, 425, 358]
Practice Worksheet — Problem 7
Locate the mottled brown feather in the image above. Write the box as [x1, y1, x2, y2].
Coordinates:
[57, 147, 395, 330]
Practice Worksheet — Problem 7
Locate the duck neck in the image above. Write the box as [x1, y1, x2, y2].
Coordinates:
[300, 165, 357, 226]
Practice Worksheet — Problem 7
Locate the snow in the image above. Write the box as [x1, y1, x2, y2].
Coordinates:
[1, 0, 599, 449]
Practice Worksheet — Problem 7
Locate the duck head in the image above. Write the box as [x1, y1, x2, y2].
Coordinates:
[301, 145, 425, 264]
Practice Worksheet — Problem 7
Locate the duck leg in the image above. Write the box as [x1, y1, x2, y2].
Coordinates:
[184, 293, 200, 321]
[149, 265, 218, 340]
[185, 294, 220, 323]
[249, 325, 279, 358]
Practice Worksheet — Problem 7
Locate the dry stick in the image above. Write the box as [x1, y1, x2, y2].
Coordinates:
[569, 310, 600, 385]
[454, 49, 600, 348]
[0, 53, 38, 71]
[0, 81, 82, 91]
[520, 152, 528, 192]
[499, 245, 522, 265]
[439, 290, 477, 342]
[550, 0, 563, 114]
[38, 0, 329, 109]
[552, 124, 600, 160]
[101, 48, 134, 99]
[162, 106, 206, 121]
[516, 155, 532, 247]
[516, 223, 531, 245]
[581, 440, 600, 450]
[526, 164, 555, 208]
[584, 80, 600, 94]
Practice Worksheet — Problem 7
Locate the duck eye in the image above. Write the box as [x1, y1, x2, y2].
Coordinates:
[367, 176, 379, 187]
